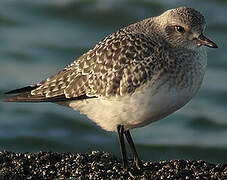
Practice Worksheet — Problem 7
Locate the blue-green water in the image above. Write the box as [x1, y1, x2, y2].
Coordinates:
[1, 0, 227, 164]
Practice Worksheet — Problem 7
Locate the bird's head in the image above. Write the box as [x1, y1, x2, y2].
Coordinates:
[157, 7, 218, 49]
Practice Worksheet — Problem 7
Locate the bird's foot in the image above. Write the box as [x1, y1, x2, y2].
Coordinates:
[134, 158, 143, 170]
[126, 159, 144, 178]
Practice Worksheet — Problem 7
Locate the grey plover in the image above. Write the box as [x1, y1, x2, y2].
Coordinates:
[4, 7, 217, 169]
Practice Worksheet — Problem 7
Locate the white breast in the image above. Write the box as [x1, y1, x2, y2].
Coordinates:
[63, 75, 202, 132]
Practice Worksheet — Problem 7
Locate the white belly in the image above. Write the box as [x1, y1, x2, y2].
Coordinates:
[60, 77, 202, 132]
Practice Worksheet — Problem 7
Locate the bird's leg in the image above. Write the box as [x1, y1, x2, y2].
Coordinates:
[117, 125, 128, 169]
[124, 130, 142, 169]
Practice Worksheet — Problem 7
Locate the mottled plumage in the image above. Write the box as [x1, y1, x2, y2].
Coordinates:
[4, 7, 217, 169]
[5, 7, 211, 102]
[30, 29, 157, 98]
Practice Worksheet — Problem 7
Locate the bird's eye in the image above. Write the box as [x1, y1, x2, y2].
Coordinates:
[175, 26, 185, 33]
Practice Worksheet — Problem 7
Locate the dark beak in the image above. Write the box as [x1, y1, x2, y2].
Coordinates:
[197, 33, 218, 48]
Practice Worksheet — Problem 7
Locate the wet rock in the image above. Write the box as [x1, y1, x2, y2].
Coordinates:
[0, 150, 226, 180]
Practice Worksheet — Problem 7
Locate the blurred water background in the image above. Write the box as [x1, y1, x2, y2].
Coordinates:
[0, 0, 227, 164]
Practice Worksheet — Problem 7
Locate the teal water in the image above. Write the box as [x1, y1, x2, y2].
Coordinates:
[1, 0, 227, 164]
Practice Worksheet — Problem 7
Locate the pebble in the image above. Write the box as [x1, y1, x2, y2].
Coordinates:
[0, 150, 226, 180]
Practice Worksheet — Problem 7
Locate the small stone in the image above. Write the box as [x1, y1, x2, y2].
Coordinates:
[0, 151, 226, 179]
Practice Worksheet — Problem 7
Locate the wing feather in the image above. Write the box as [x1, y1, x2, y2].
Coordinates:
[4, 23, 158, 102]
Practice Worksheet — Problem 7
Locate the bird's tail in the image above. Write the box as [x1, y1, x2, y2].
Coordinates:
[3, 85, 94, 103]
[3, 92, 46, 102]
[3, 85, 50, 102]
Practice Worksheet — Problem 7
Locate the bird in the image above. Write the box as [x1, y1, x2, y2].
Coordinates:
[3, 7, 217, 169]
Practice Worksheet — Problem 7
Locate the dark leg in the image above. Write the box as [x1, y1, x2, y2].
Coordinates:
[117, 125, 128, 169]
[124, 130, 142, 169]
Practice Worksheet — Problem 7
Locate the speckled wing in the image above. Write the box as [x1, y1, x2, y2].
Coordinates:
[6, 27, 159, 102]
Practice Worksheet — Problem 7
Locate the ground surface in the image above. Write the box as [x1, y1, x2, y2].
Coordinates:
[0, 150, 226, 180]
